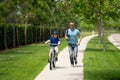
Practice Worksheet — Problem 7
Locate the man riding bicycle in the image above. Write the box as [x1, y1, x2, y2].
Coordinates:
[65, 22, 82, 66]
[45, 31, 60, 62]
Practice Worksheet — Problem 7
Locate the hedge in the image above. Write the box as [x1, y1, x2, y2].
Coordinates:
[0, 24, 64, 50]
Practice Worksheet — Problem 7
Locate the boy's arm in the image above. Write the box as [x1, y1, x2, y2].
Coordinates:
[58, 41, 61, 45]
[45, 40, 50, 44]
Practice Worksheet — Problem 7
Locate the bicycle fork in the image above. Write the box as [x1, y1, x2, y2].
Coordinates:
[49, 49, 56, 70]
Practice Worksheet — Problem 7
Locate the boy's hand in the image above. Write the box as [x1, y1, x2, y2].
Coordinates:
[45, 42, 48, 44]
[58, 41, 61, 45]
[45, 40, 50, 44]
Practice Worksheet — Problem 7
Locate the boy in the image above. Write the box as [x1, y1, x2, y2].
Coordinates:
[45, 31, 60, 61]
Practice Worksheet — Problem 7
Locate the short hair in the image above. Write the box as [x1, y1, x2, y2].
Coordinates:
[70, 22, 74, 25]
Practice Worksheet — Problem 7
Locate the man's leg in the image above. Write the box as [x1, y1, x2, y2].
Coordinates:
[68, 46, 74, 65]
[74, 46, 78, 64]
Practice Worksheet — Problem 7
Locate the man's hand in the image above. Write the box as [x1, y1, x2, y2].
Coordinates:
[66, 37, 69, 41]
[77, 43, 80, 46]
[65, 35, 69, 41]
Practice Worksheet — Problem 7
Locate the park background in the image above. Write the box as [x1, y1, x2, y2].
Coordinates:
[0, 0, 120, 80]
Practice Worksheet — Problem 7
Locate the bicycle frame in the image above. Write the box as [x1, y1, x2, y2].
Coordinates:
[49, 47, 56, 70]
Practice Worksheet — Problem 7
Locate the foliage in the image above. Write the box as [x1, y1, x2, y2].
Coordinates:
[72, 0, 119, 23]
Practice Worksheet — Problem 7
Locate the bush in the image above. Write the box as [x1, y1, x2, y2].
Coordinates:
[0, 24, 65, 50]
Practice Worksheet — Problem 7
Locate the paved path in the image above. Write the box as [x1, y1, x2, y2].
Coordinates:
[35, 35, 97, 80]
[108, 33, 120, 49]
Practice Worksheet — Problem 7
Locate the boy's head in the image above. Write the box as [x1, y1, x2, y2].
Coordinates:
[53, 31, 58, 38]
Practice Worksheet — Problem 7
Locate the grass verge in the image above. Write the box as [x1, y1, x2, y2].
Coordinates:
[84, 35, 120, 80]
[0, 38, 67, 80]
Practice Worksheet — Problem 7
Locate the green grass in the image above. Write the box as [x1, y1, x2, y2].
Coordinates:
[81, 31, 93, 37]
[84, 36, 120, 80]
[0, 38, 67, 80]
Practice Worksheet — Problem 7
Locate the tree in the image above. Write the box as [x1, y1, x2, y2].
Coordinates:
[0, 0, 15, 49]
[72, 0, 119, 51]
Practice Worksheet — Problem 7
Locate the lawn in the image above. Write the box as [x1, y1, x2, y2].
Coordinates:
[83, 35, 120, 80]
[0, 38, 67, 80]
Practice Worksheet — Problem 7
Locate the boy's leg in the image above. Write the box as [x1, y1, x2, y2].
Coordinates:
[55, 46, 58, 61]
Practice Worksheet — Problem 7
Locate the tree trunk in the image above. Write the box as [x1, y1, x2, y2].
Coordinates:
[24, 25, 27, 45]
[50, 27, 52, 35]
[24, 14, 28, 45]
[97, 22, 101, 43]
[97, 12, 106, 51]
[35, 27, 37, 43]
[43, 26, 45, 41]
[31, 26, 33, 43]
[4, 26, 8, 49]
[97, 11, 102, 43]
[100, 15, 106, 51]
[16, 25, 20, 47]
[39, 27, 41, 43]
[13, 25, 16, 47]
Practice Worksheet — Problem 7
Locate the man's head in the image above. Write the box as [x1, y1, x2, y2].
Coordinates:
[70, 22, 75, 29]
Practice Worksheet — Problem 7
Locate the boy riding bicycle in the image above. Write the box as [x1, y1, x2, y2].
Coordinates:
[45, 31, 60, 62]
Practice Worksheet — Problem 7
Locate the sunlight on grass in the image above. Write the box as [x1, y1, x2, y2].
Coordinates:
[0, 38, 67, 80]
[84, 36, 120, 80]
[0, 32, 91, 80]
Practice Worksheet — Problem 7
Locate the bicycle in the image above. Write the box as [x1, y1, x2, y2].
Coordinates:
[48, 47, 57, 70]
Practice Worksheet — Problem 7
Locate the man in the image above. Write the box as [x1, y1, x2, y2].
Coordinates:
[65, 22, 82, 66]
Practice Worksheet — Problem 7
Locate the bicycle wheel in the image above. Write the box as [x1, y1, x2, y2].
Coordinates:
[53, 51, 56, 68]
[49, 53, 53, 70]
[50, 62, 52, 70]
[53, 60, 56, 68]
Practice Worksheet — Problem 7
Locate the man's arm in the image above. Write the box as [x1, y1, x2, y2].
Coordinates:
[78, 34, 82, 45]
[65, 34, 69, 40]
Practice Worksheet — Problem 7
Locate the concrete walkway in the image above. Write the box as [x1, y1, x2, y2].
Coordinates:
[34, 35, 97, 80]
[108, 33, 120, 49]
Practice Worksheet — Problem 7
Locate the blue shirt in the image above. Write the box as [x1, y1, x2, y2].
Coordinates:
[65, 28, 80, 44]
[50, 37, 60, 47]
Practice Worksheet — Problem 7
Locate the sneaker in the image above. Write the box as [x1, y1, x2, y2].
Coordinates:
[75, 60, 77, 64]
[55, 57, 58, 61]
[48, 59, 50, 63]
[74, 58, 77, 64]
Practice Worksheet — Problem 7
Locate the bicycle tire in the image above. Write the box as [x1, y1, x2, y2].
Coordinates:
[53, 61, 55, 68]
[50, 62, 52, 70]
[49, 53, 53, 70]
